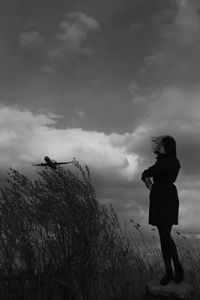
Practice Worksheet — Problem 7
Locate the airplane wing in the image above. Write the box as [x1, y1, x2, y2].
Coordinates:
[55, 161, 73, 165]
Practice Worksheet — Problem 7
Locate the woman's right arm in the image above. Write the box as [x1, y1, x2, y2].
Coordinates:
[141, 163, 157, 190]
[141, 163, 157, 182]
[143, 177, 153, 190]
[142, 158, 180, 180]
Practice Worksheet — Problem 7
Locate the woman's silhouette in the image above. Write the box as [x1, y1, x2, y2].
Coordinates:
[141, 135, 184, 285]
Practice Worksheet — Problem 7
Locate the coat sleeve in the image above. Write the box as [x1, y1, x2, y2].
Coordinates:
[141, 159, 180, 181]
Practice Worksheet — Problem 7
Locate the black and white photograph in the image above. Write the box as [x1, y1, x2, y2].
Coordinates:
[0, 0, 199, 299]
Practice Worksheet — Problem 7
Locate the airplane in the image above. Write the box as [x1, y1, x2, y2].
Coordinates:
[32, 156, 73, 169]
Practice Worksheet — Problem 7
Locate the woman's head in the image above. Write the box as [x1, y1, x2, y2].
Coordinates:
[151, 135, 177, 157]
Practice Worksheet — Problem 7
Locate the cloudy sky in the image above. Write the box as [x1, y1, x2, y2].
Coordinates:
[1, 0, 200, 237]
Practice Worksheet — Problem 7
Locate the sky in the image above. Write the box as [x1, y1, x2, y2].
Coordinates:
[1, 0, 200, 237]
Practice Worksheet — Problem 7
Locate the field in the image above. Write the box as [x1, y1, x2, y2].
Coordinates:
[0, 160, 199, 300]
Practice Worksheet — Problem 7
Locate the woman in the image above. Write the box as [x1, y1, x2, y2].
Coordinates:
[141, 135, 184, 285]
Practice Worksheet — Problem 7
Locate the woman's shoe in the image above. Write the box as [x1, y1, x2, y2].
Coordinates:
[174, 263, 184, 283]
[160, 268, 174, 285]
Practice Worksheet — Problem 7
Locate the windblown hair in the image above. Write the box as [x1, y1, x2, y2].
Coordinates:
[151, 135, 177, 157]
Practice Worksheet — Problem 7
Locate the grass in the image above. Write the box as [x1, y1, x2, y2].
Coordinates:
[0, 159, 199, 299]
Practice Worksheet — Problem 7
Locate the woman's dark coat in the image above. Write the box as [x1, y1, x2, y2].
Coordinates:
[141, 153, 181, 226]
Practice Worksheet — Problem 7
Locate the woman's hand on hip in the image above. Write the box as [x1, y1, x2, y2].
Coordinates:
[144, 177, 153, 190]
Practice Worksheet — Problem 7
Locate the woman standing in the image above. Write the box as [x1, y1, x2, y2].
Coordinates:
[141, 135, 184, 285]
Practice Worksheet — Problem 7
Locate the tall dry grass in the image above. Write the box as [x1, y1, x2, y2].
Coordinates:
[0, 159, 199, 300]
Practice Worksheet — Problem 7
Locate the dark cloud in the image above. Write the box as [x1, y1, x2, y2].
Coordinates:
[19, 30, 44, 48]
[142, 0, 200, 86]
[46, 12, 99, 62]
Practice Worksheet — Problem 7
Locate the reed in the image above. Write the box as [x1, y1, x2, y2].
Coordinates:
[0, 160, 199, 299]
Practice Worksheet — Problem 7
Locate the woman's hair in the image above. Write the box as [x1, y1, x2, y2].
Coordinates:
[150, 135, 177, 157]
